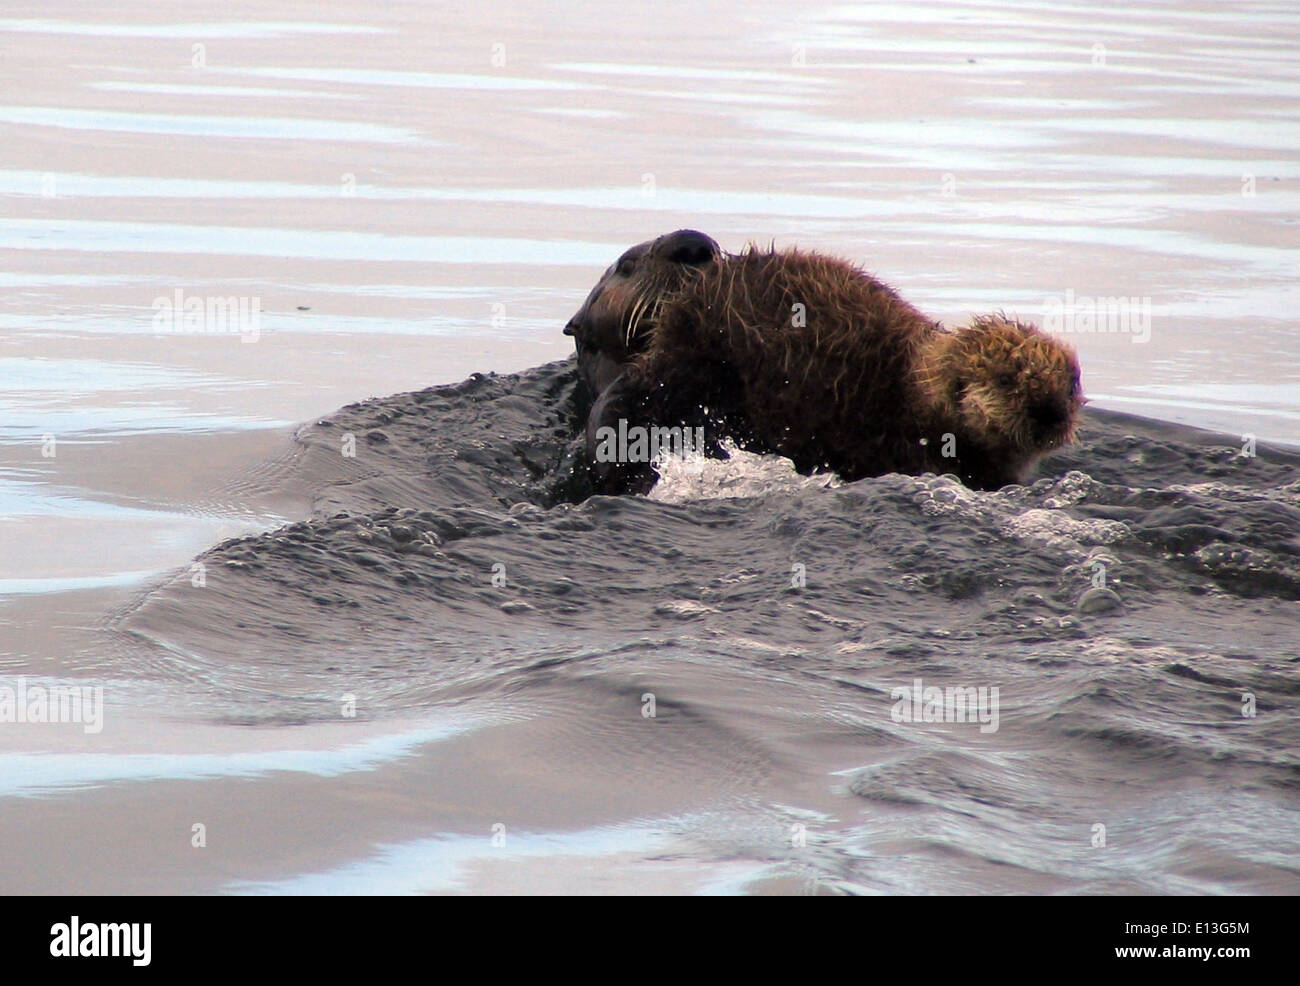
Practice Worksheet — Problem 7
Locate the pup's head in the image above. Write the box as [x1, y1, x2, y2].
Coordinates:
[922, 314, 1084, 457]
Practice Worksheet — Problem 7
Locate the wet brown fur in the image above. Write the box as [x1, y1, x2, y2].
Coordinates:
[572, 239, 1084, 492]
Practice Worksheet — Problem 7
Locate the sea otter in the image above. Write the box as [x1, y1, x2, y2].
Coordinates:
[565, 228, 723, 400]
[565, 230, 1084, 494]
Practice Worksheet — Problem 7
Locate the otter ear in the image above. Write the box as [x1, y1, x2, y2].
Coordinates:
[661, 229, 720, 267]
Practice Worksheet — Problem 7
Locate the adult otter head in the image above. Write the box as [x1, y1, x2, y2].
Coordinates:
[918, 315, 1084, 481]
[565, 228, 720, 398]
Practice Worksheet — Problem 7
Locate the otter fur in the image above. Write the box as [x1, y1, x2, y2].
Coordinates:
[565, 231, 1084, 494]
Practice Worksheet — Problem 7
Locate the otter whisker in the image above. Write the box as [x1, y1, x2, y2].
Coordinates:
[646, 297, 664, 340]
[625, 291, 649, 349]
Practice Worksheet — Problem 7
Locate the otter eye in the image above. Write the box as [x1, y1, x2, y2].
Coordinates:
[616, 259, 634, 276]
[997, 372, 1016, 388]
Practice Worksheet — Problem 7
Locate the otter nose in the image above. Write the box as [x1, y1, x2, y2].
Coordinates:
[1030, 400, 1067, 430]
[657, 229, 720, 266]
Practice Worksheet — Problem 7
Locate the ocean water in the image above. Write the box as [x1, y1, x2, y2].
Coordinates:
[0, 0, 1297, 894]
[110, 360, 1300, 894]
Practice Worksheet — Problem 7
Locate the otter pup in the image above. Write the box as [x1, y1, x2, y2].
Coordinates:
[566, 232, 1084, 494]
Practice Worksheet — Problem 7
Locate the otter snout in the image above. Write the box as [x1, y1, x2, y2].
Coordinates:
[1027, 395, 1079, 448]
[1030, 398, 1069, 429]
